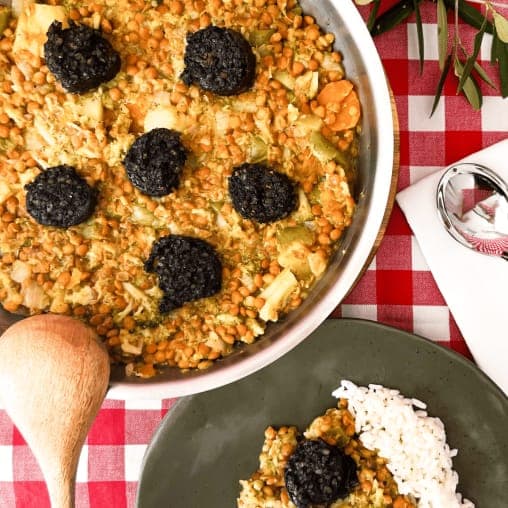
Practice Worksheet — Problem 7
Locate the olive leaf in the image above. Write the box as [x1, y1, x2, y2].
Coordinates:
[500, 46, 508, 98]
[491, 26, 508, 97]
[491, 24, 499, 65]
[370, 0, 416, 36]
[473, 61, 496, 88]
[493, 12, 508, 43]
[457, 14, 488, 93]
[413, 0, 425, 73]
[454, 57, 482, 110]
[364, 0, 505, 111]
[456, 43, 495, 89]
[437, 0, 448, 71]
[442, 0, 493, 34]
[431, 54, 452, 116]
[367, 0, 381, 32]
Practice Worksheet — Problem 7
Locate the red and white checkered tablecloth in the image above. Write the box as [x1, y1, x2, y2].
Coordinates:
[1, 2, 507, 507]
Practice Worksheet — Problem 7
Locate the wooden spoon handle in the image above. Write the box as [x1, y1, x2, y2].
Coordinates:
[46, 469, 75, 508]
[0, 315, 110, 508]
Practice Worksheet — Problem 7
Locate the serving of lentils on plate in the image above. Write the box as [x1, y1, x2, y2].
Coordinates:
[0, 0, 360, 377]
[238, 400, 415, 508]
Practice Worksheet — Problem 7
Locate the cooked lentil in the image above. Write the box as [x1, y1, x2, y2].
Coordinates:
[0, 0, 358, 377]
[238, 401, 417, 507]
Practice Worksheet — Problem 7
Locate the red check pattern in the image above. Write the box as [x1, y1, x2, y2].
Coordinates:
[1, 2, 507, 506]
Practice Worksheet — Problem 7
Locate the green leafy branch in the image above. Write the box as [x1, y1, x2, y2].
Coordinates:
[357, 0, 508, 114]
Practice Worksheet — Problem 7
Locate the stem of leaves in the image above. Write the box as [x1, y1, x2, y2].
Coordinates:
[457, 14, 489, 93]
[431, 54, 452, 116]
[367, 0, 382, 31]
[366, 0, 507, 112]
[413, 0, 425, 72]
[442, 0, 494, 33]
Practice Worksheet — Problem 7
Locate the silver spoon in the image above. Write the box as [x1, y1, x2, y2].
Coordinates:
[436, 162, 508, 260]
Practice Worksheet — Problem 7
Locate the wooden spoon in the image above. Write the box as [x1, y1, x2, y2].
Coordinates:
[0, 314, 110, 508]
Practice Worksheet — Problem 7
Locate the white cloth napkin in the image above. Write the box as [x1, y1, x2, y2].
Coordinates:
[397, 139, 508, 395]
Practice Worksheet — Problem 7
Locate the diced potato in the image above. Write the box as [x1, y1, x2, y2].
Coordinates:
[13, 4, 68, 58]
[33, 113, 56, 145]
[246, 318, 264, 337]
[214, 110, 230, 135]
[131, 206, 157, 226]
[292, 188, 313, 222]
[65, 286, 97, 305]
[287, 104, 299, 124]
[205, 331, 229, 354]
[231, 99, 258, 113]
[216, 313, 241, 326]
[49, 294, 68, 313]
[292, 114, 323, 137]
[308, 250, 327, 278]
[144, 105, 180, 132]
[2, 104, 25, 128]
[22, 281, 50, 309]
[76, 96, 104, 124]
[121, 337, 144, 355]
[277, 241, 311, 279]
[11, 0, 34, 17]
[24, 128, 44, 152]
[295, 71, 319, 99]
[10, 260, 32, 283]
[259, 268, 298, 322]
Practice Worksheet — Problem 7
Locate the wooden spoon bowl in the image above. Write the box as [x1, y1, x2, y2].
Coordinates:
[0, 314, 110, 508]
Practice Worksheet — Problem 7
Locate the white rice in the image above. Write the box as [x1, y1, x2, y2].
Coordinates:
[332, 380, 474, 508]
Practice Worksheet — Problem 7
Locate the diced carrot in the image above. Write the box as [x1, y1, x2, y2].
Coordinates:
[317, 80, 360, 131]
[329, 89, 361, 131]
[317, 80, 354, 106]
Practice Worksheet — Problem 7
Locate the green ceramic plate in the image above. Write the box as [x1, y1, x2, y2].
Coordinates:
[136, 319, 508, 507]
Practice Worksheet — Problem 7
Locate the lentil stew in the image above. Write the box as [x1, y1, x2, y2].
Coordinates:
[238, 400, 416, 508]
[0, 0, 359, 377]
